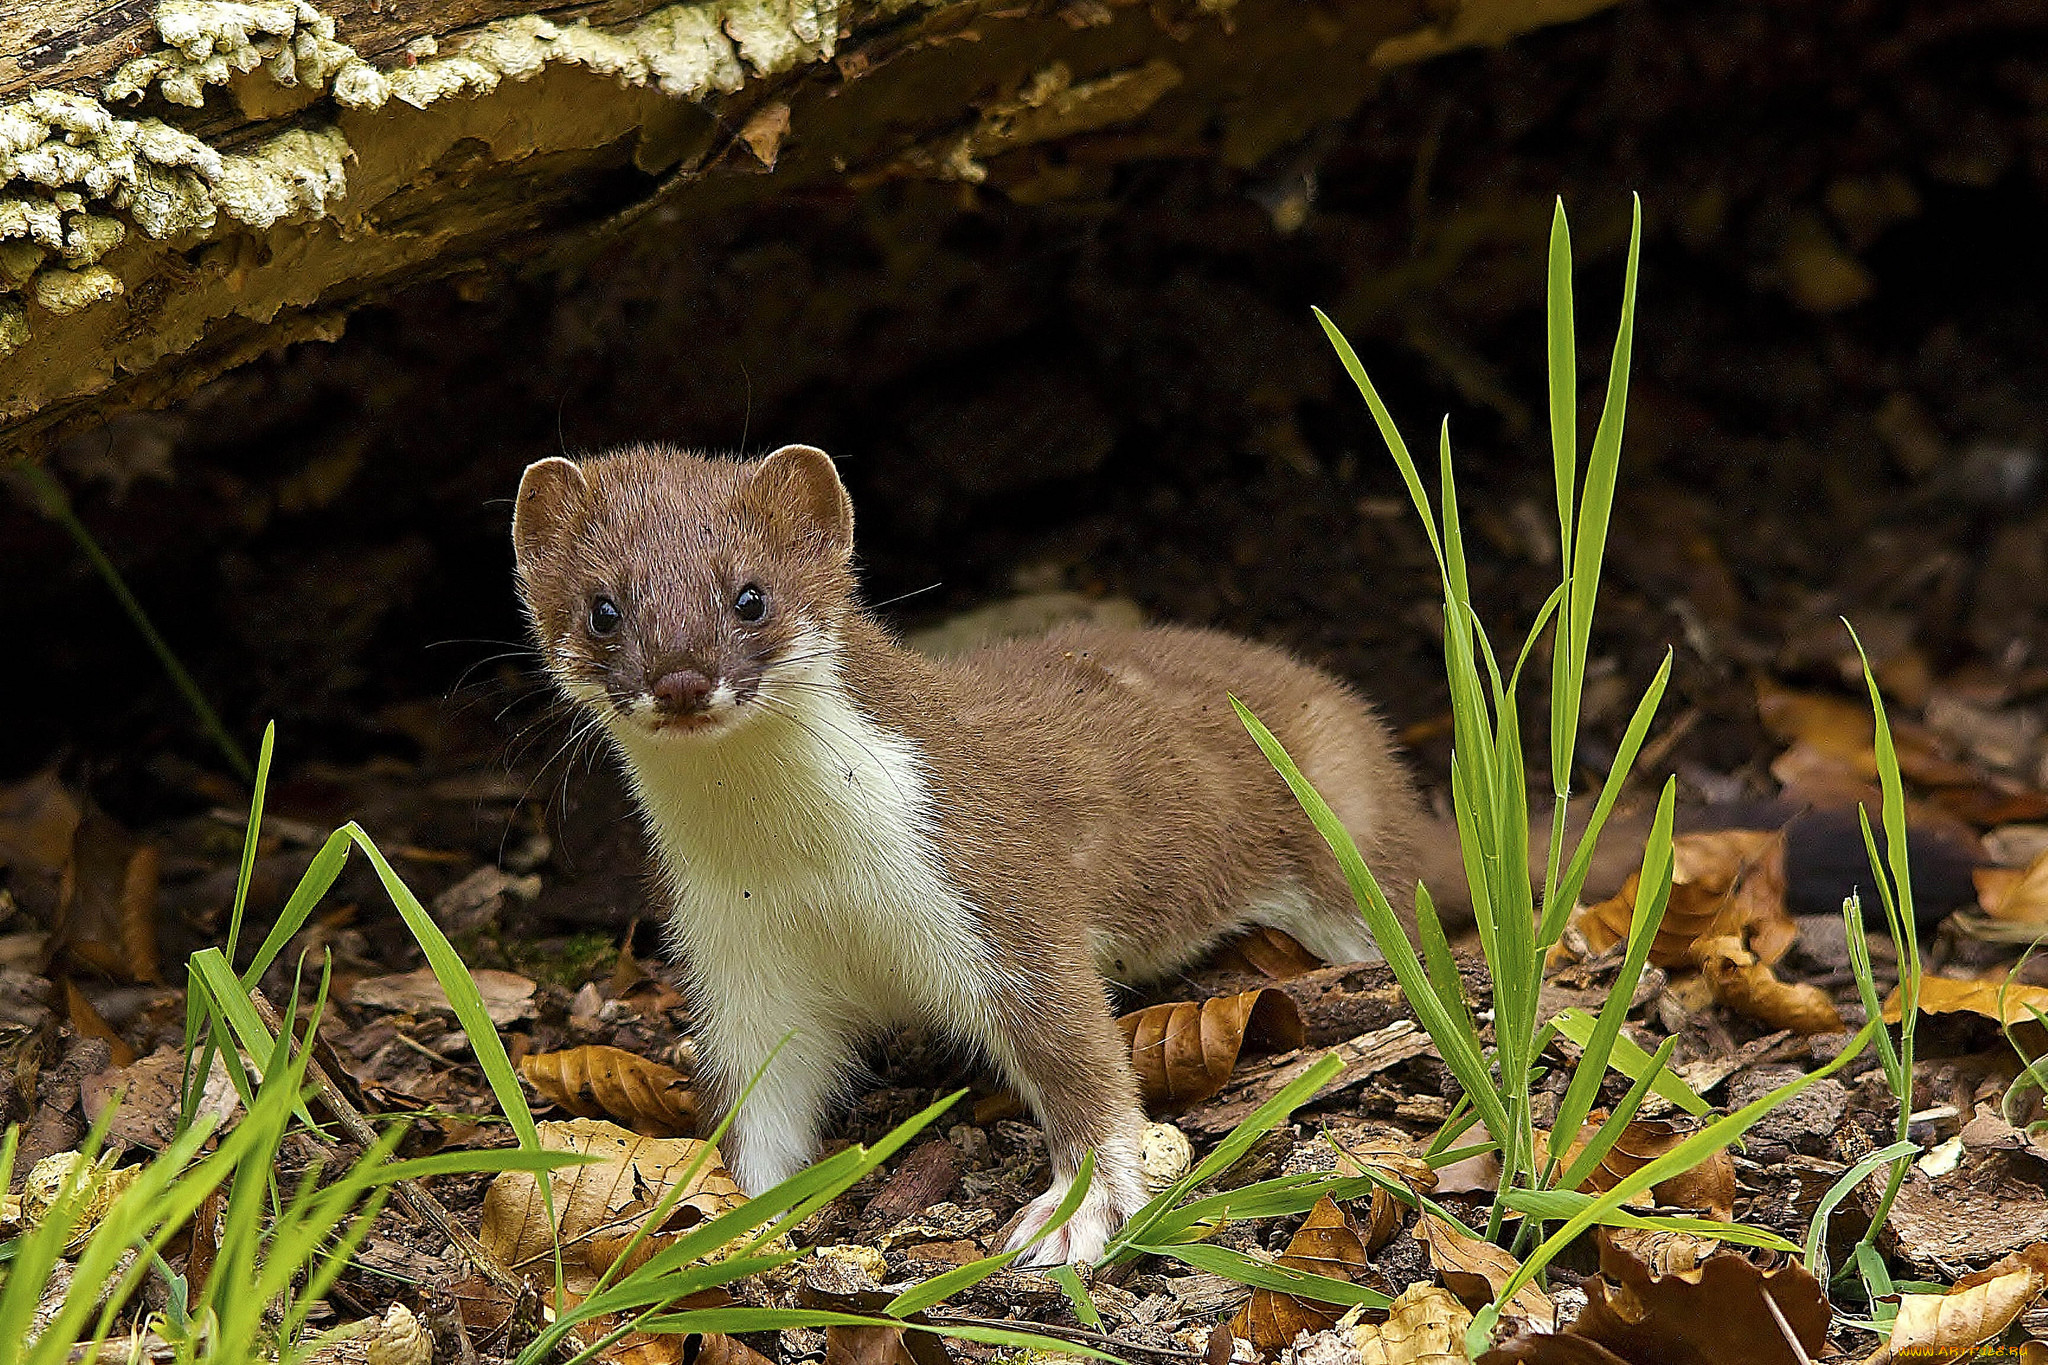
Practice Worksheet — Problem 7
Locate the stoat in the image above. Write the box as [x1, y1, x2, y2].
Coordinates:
[511, 443, 1440, 1264]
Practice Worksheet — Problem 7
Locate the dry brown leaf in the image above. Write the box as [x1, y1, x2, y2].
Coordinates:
[478, 1118, 745, 1301]
[1476, 1328, 1630, 1364]
[1696, 935, 1844, 1035]
[1883, 974, 2048, 1027]
[1863, 1270, 2038, 1364]
[824, 1325, 921, 1365]
[351, 966, 537, 1025]
[1229, 1195, 1370, 1351]
[1415, 1213, 1555, 1330]
[1602, 1227, 1727, 1276]
[364, 1303, 433, 1365]
[1864, 1243, 2048, 1363]
[1328, 1131, 1438, 1251]
[1756, 680, 1975, 788]
[52, 808, 160, 984]
[82, 1045, 239, 1149]
[1569, 1228, 1827, 1365]
[520, 1045, 698, 1137]
[118, 843, 161, 984]
[1551, 1119, 1736, 1222]
[1119, 988, 1305, 1111]
[1560, 830, 1794, 970]
[0, 771, 81, 922]
[1976, 847, 2048, 926]
[697, 1334, 776, 1365]
[737, 102, 792, 169]
[1210, 926, 1325, 979]
[1352, 1283, 1472, 1365]
[61, 980, 135, 1067]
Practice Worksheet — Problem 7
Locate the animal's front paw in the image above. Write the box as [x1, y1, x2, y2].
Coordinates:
[1004, 1166, 1146, 1267]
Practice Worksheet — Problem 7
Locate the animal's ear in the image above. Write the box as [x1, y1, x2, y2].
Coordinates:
[752, 444, 853, 559]
[513, 457, 590, 566]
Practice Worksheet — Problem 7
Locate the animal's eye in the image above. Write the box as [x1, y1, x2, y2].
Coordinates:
[588, 595, 622, 636]
[734, 584, 767, 623]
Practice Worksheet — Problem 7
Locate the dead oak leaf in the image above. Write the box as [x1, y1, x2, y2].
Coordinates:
[1883, 974, 2048, 1028]
[478, 1118, 745, 1297]
[1352, 1283, 1472, 1365]
[1863, 1270, 2038, 1364]
[1548, 1119, 1736, 1222]
[1568, 1228, 1827, 1365]
[1118, 988, 1304, 1111]
[1415, 1213, 1555, 1330]
[1974, 846, 2048, 929]
[1559, 830, 1793, 971]
[520, 1045, 698, 1137]
[1327, 1131, 1438, 1251]
[1696, 936, 1844, 1036]
[1229, 1195, 1370, 1352]
[349, 966, 537, 1026]
[1755, 680, 1974, 788]
[1210, 926, 1325, 979]
[1866, 1242, 2048, 1364]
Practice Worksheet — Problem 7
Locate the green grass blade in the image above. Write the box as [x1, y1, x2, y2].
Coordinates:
[188, 946, 320, 1128]
[1804, 1139, 1917, 1282]
[1554, 1034, 1678, 1192]
[1414, 883, 1480, 1054]
[1234, 699, 1514, 1144]
[1140, 1173, 1381, 1247]
[341, 823, 536, 1147]
[1047, 1263, 1103, 1329]
[1548, 779, 1676, 1163]
[240, 828, 353, 988]
[643, 1309, 1123, 1363]
[226, 723, 276, 964]
[748, 1091, 963, 1253]
[1555, 196, 1641, 791]
[1499, 1189, 1799, 1254]
[1548, 1006, 1707, 1115]
[1111, 1049, 1346, 1257]
[1544, 651, 1672, 943]
[1314, 308, 1444, 571]
[1130, 1242, 1390, 1309]
[1842, 890, 1902, 1085]
[1546, 196, 1578, 602]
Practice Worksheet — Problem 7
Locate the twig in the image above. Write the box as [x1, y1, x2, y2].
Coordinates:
[248, 988, 527, 1303]
[928, 1312, 1204, 1359]
[1760, 1285, 1814, 1365]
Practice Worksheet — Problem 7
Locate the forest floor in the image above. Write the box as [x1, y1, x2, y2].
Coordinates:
[12, 569, 2048, 1363]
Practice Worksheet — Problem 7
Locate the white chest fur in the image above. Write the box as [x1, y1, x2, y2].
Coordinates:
[606, 648, 994, 1035]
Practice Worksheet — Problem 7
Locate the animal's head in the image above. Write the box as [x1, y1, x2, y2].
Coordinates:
[511, 443, 857, 740]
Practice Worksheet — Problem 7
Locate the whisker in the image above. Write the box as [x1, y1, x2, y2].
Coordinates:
[865, 581, 944, 613]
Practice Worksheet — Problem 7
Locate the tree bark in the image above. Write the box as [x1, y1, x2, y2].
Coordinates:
[0, 0, 1620, 460]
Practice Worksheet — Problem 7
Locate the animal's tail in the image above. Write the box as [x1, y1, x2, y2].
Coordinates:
[1411, 798, 1977, 931]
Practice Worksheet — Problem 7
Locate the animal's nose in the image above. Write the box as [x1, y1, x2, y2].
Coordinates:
[651, 668, 715, 713]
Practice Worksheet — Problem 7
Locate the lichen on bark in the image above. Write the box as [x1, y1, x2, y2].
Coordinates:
[0, 0, 846, 360]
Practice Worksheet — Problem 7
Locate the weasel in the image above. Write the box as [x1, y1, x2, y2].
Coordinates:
[511, 443, 1440, 1265]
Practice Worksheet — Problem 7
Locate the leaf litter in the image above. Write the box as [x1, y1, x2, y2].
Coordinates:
[27, 609, 2048, 1361]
